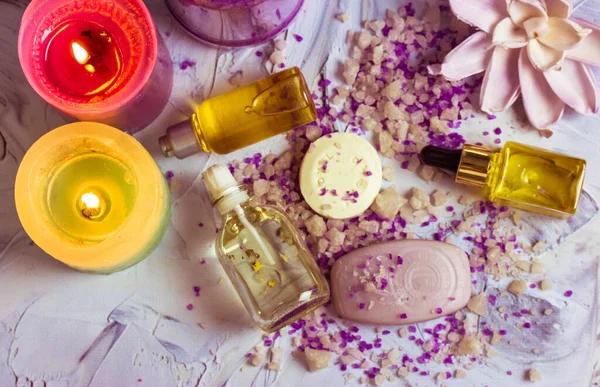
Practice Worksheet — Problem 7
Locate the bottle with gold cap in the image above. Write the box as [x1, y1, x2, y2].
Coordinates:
[419, 141, 586, 218]
[159, 67, 316, 159]
[203, 164, 330, 332]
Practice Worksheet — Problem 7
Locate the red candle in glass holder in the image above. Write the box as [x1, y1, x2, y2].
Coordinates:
[43, 20, 124, 99]
[19, 0, 173, 133]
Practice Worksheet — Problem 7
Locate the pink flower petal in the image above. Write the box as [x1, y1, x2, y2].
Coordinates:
[519, 48, 565, 129]
[428, 31, 493, 80]
[480, 46, 521, 113]
[544, 59, 598, 115]
[545, 0, 572, 18]
[566, 18, 600, 66]
[493, 17, 528, 48]
[507, 0, 547, 27]
[538, 18, 591, 51]
[527, 39, 566, 70]
[449, 0, 507, 33]
[523, 17, 551, 39]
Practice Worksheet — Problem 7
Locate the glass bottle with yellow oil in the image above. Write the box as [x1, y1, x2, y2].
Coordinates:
[203, 165, 330, 333]
[159, 67, 316, 159]
[419, 141, 586, 218]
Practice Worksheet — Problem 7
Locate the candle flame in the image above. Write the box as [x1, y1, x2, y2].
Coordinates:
[72, 42, 90, 64]
[81, 193, 100, 210]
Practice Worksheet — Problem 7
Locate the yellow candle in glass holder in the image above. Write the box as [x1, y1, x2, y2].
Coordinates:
[15, 122, 170, 274]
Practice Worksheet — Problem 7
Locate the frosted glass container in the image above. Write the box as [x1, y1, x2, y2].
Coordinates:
[18, 0, 173, 133]
[165, 0, 304, 47]
[15, 122, 170, 274]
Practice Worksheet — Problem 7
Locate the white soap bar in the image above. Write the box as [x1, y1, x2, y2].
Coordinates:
[299, 133, 382, 219]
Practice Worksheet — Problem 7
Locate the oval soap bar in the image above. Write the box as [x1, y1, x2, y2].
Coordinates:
[331, 240, 471, 324]
[299, 133, 382, 219]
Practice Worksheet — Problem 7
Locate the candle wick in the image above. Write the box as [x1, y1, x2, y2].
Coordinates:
[81, 192, 101, 219]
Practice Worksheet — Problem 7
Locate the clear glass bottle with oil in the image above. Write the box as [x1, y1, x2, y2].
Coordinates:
[159, 67, 316, 159]
[203, 164, 330, 332]
[420, 141, 586, 218]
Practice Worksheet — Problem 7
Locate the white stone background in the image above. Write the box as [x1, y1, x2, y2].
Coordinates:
[1, 0, 600, 386]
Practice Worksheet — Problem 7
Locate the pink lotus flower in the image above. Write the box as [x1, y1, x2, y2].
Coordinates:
[430, 0, 600, 129]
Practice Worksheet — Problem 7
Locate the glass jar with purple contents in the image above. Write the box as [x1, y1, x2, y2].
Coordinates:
[165, 0, 304, 47]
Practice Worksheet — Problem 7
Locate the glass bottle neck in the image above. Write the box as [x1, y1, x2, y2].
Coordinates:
[215, 189, 250, 215]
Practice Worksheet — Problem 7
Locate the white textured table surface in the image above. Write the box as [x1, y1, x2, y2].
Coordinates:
[1, 0, 600, 386]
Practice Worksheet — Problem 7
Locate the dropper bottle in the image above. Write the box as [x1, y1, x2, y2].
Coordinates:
[160, 67, 316, 159]
[420, 141, 586, 218]
[203, 164, 330, 332]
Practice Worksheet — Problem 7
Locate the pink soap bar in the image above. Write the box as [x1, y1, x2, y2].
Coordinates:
[331, 240, 471, 324]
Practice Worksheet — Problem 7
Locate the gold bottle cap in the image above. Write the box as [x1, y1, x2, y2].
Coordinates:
[456, 144, 493, 187]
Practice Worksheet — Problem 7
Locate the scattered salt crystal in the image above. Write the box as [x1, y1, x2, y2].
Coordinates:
[467, 292, 487, 317]
[539, 280, 552, 291]
[336, 12, 349, 23]
[431, 190, 449, 207]
[267, 362, 280, 370]
[530, 262, 544, 274]
[382, 165, 395, 181]
[305, 348, 332, 372]
[274, 39, 287, 51]
[457, 335, 481, 355]
[532, 241, 545, 253]
[371, 186, 406, 219]
[270, 51, 284, 65]
[250, 353, 265, 366]
[508, 280, 527, 296]
[515, 260, 531, 272]
[397, 367, 409, 378]
[306, 215, 327, 237]
[491, 332, 502, 345]
[527, 368, 542, 382]
[418, 166, 435, 183]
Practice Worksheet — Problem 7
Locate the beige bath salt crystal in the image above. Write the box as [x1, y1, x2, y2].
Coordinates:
[515, 260, 532, 272]
[336, 12, 349, 22]
[466, 292, 487, 317]
[454, 369, 467, 379]
[269, 51, 284, 65]
[267, 362, 280, 371]
[531, 262, 544, 274]
[370, 186, 407, 219]
[508, 279, 528, 295]
[374, 374, 386, 386]
[397, 367, 409, 378]
[457, 335, 481, 355]
[382, 165, 395, 181]
[539, 279, 552, 291]
[532, 241, 546, 253]
[270, 347, 282, 363]
[435, 372, 447, 382]
[491, 332, 502, 345]
[305, 215, 327, 237]
[431, 189, 449, 206]
[304, 348, 332, 371]
[527, 368, 542, 382]
[250, 353, 265, 366]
